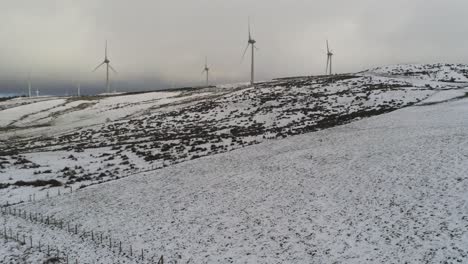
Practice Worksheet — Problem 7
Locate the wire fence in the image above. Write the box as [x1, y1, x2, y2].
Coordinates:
[1, 223, 80, 264]
[0, 206, 164, 263]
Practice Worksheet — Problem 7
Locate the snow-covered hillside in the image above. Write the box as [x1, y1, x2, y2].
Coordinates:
[2, 81, 468, 263]
[1, 64, 468, 205]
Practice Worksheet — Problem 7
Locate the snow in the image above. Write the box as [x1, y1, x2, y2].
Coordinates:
[417, 88, 468, 105]
[0, 98, 66, 127]
[4, 93, 468, 263]
[1, 63, 468, 263]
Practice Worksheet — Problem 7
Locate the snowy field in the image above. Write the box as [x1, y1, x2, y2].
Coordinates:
[3, 64, 468, 205]
[1, 63, 468, 263]
[2, 82, 468, 263]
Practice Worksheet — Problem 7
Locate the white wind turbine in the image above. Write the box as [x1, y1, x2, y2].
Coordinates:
[201, 56, 210, 86]
[242, 18, 258, 86]
[77, 82, 81, 97]
[27, 73, 32, 97]
[325, 40, 334, 75]
[93, 40, 117, 93]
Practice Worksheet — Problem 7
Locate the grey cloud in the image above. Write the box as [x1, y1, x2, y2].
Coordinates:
[1, 0, 468, 95]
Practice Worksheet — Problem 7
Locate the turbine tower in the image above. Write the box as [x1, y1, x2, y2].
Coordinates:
[77, 82, 81, 97]
[27, 73, 32, 97]
[93, 40, 117, 93]
[202, 56, 210, 86]
[35, 88, 39, 97]
[325, 40, 334, 75]
[242, 18, 258, 86]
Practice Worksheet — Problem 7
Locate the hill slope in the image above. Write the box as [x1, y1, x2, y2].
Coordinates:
[4, 86, 468, 263]
[1, 64, 467, 204]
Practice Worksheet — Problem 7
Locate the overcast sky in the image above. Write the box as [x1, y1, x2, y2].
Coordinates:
[1, 0, 468, 95]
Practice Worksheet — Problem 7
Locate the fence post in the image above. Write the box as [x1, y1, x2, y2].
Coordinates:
[130, 245, 132, 256]
[30, 236, 33, 248]
[141, 249, 144, 260]
[119, 241, 122, 253]
[158, 256, 164, 264]
[38, 241, 41, 252]
[47, 244, 50, 255]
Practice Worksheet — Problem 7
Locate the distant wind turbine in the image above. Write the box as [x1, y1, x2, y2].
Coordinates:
[93, 40, 117, 93]
[27, 73, 32, 97]
[242, 17, 258, 86]
[77, 82, 81, 97]
[325, 40, 334, 75]
[35, 87, 39, 97]
[201, 56, 210, 86]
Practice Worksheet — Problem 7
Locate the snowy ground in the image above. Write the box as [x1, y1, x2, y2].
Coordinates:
[3, 64, 468, 205]
[1, 64, 468, 263]
[1, 66, 468, 263]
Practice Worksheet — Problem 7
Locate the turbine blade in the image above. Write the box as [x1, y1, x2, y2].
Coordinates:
[327, 40, 330, 53]
[109, 64, 118, 73]
[105, 40, 108, 59]
[241, 43, 250, 61]
[92, 62, 106, 72]
[248, 17, 251, 39]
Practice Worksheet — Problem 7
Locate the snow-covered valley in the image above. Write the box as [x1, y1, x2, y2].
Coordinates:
[1, 64, 468, 263]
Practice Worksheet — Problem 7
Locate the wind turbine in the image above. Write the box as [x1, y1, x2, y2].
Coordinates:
[35, 87, 39, 97]
[77, 82, 81, 97]
[325, 40, 334, 75]
[201, 56, 210, 86]
[242, 17, 258, 86]
[93, 40, 117, 93]
[27, 73, 32, 97]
